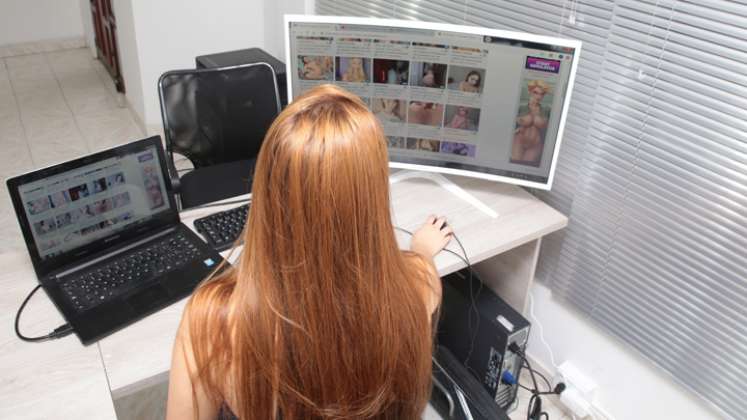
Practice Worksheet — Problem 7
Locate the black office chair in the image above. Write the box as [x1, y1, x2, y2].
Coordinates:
[158, 62, 281, 209]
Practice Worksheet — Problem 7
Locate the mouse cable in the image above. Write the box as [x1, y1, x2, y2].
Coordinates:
[394, 225, 483, 371]
[15, 284, 74, 342]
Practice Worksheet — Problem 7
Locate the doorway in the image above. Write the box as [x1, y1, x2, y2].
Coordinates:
[90, 0, 125, 93]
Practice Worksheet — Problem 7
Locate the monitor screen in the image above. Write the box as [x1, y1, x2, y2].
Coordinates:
[14, 145, 171, 260]
[284, 16, 581, 189]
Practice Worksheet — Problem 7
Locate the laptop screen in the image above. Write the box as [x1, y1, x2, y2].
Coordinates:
[13, 142, 172, 260]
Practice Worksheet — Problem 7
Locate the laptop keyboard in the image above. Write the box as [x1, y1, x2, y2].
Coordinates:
[59, 231, 205, 312]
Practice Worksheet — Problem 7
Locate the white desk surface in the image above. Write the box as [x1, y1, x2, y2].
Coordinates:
[0, 174, 567, 419]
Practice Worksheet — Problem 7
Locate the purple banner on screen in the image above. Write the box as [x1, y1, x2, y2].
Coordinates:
[525, 56, 561, 73]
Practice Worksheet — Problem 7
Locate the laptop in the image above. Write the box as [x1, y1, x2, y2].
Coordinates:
[6, 136, 224, 345]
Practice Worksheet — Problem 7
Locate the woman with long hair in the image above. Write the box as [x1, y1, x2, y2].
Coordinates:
[166, 84, 452, 420]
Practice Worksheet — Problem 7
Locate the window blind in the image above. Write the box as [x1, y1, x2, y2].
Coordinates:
[314, 1, 747, 419]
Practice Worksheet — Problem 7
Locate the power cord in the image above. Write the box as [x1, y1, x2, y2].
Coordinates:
[508, 342, 566, 420]
[528, 292, 559, 369]
[15, 285, 74, 342]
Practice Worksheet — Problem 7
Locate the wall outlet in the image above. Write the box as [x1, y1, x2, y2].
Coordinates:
[555, 361, 598, 418]
[557, 361, 597, 401]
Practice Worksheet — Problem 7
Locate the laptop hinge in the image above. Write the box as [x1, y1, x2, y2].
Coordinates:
[52, 226, 178, 279]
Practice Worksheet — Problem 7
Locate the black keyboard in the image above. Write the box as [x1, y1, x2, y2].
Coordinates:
[59, 231, 205, 312]
[193, 204, 250, 252]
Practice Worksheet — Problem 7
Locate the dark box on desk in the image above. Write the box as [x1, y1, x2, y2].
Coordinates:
[196, 48, 288, 108]
[437, 269, 531, 409]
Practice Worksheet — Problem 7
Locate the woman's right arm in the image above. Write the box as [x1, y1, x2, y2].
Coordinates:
[410, 216, 453, 315]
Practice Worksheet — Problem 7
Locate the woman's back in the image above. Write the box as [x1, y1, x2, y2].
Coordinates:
[166, 85, 453, 420]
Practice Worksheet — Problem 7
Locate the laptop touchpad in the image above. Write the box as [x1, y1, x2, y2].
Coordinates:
[126, 284, 169, 312]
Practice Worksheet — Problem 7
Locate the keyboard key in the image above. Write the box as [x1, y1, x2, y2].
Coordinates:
[58, 232, 207, 312]
[194, 204, 250, 252]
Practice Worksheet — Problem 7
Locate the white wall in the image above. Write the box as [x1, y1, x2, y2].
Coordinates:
[526, 283, 721, 420]
[263, 0, 309, 60]
[128, 0, 267, 131]
[0, 0, 84, 46]
[79, 0, 97, 57]
[111, 0, 146, 130]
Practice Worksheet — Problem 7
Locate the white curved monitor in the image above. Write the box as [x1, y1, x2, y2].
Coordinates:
[284, 15, 581, 190]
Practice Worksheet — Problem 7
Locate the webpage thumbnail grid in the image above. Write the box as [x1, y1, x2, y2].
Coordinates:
[19, 147, 169, 259]
[290, 23, 575, 183]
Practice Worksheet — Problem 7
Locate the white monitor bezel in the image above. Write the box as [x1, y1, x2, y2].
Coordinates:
[284, 14, 582, 190]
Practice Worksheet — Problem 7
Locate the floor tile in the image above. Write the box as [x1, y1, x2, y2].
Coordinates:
[4, 54, 48, 70]
[92, 59, 120, 98]
[0, 75, 19, 119]
[76, 108, 144, 152]
[0, 183, 26, 256]
[57, 67, 105, 91]
[0, 116, 34, 178]
[11, 76, 60, 96]
[0, 59, 8, 83]
[51, 52, 124, 117]
[15, 87, 71, 119]
[24, 116, 88, 167]
[5, 57, 56, 93]
[64, 86, 120, 117]
[46, 49, 94, 75]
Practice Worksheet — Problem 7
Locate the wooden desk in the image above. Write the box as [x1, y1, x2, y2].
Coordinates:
[0, 174, 566, 419]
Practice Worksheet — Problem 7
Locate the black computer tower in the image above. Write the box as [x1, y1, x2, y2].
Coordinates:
[196, 48, 288, 108]
[431, 345, 511, 420]
[437, 269, 531, 409]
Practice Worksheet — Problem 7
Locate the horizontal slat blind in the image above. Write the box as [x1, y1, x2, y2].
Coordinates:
[313, 1, 745, 418]
[551, 2, 747, 418]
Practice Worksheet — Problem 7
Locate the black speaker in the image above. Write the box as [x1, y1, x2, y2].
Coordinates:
[196, 48, 288, 108]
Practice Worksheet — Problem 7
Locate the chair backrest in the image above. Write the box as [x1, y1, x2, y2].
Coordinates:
[158, 62, 281, 168]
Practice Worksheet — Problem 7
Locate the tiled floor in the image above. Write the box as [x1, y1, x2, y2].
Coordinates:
[0, 48, 143, 255]
[0, 47, 571, 420]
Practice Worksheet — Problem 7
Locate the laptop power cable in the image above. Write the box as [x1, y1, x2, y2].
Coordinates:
[14, 285, 74, 342]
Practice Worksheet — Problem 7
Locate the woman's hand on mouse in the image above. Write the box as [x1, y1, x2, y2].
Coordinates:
[410, 215, 453, 258]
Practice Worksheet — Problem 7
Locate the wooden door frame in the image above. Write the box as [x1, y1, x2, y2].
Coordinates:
[91, 0, 125, 93]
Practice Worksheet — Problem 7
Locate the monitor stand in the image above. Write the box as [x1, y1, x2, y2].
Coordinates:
[389, 170, 499, 218]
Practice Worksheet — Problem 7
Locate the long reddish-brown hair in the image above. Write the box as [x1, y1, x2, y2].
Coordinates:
[187, 84, 435, 419]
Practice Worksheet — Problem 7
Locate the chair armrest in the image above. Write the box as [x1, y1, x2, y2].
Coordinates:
[165, 158, 181, 193]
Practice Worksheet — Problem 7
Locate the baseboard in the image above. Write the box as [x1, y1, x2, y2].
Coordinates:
[0, 36, 86, 58]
